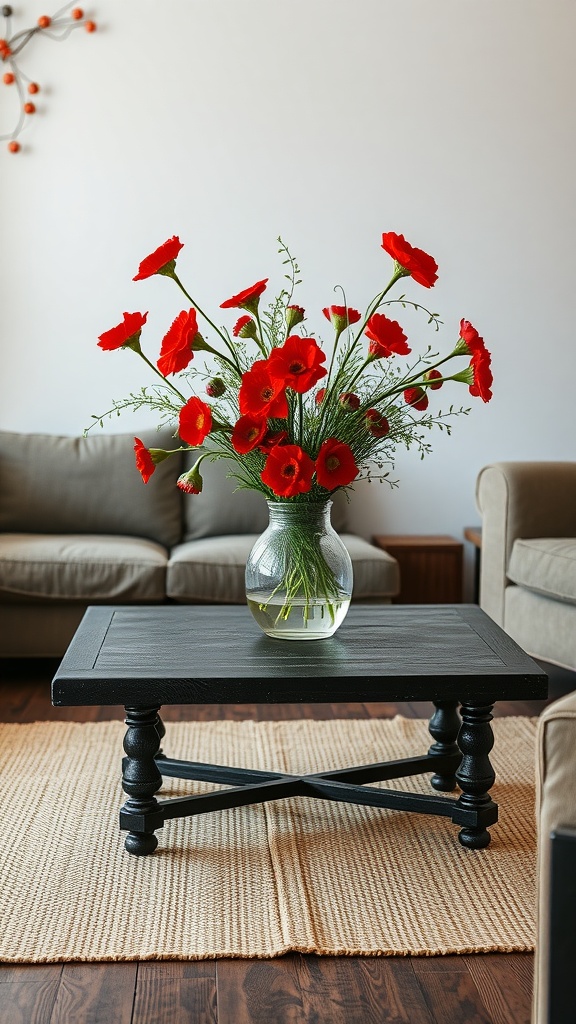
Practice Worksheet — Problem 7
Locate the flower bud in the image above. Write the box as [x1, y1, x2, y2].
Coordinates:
[205, 377, 226, 398]
[177, 461, 204, 494]
[285, 304, 305, 331]
[424, 369, 443, 390]
[233, 315, 257, 340]
[403, 386, 429, 411]
[365, 409, 390, 438]
[315, 388, 326, 405]
[339, 392, 360, 412]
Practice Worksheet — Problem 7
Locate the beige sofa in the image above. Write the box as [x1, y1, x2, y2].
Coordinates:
[0, 429, 400, 657]
[476, 461, 576, 1022]
[476, 461, 576, 671]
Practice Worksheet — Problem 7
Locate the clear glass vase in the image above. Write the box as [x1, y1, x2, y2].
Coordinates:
[245, 500, 353, 641]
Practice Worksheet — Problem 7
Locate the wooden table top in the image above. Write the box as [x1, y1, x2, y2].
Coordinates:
[51, 604, 548, 707]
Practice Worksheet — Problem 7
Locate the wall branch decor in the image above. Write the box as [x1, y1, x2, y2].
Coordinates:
[0, 1, 96, 152]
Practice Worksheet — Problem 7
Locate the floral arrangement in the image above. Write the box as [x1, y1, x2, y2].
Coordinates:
[92, 231, 492, 637]
[93, 231, 492, 501]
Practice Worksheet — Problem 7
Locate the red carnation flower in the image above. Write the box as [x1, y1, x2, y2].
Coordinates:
[261, 444, 315, 498]
[365, 313, 411, 359]
[315, 439, 359, 490]
[232, 415, 268, 455]
[459, 319, 485, 353]
[133, 437, 155, 483]
[267, 336, 327, 394]
[98, 311, 148, 351]
[403, 386, 429, 412]
[365, 409, 390, 438]
[133, 236, 183, 281]
[220, 279, 268, 314]
[178, 396, 213, 446]
[469, 348, 493, 403]
[157, 308, 201, 376]
[258, 429, 288, 454]
[381, 232, 438, 289]
[424, 369, 443, 390]
[322, 305, 362, 335]
[239, 359, 289, 419]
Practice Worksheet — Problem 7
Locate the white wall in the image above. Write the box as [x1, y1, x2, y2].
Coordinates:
[2, 0, 575, 594]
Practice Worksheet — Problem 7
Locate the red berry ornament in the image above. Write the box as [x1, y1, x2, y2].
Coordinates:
[8, 140, 20, 152]
[84, 20, 96, 31]
[28, 82, 40, 94]
[3, 71, 14, 84]
[37, 15, 51, 28]
[71, 7, 84, 18]
[24, 101, 35, 114]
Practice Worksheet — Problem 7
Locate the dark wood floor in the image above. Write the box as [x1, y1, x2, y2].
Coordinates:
[1, 657, 573, 1024]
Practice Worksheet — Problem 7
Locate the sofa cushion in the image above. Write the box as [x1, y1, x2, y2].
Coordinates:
[508, 537, 576, 605]
[0, 534, 167, 602]
[182, 454, 350, 540]
[167, 533, 399, 604]
[0, 429, 183, 548]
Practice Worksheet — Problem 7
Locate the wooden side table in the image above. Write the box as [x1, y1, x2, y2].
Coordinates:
[464, 526, 482, 603]
[372, 535, 464, 604]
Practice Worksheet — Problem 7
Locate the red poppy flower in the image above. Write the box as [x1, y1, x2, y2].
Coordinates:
[315, 439, 359, 490]
[322, 305, 362, 334]
[157, 308, 201, 376]
[98, 311, 148, 351]
[267, 336, 327, 394]
[381, 232, 438, 289]
[365, 409, 390, 438]
[365, 313, 411, 359]
[403, 386, 429, 411]
[258, 429, 288, 454]
[469, 348, 493, 403]
[220, 279, 268, 314]
[424, 369, 443, 390]
[178, 396, 213, 446]
[239, 359, 289, 419]
[133, 236, 184, 281]
[233, 315, 257, 339]
[261, 444, 315, 498]
[232, 415, 268, 455]
[133, 438, 155, 483]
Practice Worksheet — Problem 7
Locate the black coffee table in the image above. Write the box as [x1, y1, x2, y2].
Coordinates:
[51, 604, 547, 856]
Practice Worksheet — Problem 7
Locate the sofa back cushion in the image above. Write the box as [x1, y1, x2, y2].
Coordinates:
[182, 452, 350, 540]
[0, 429, 183, 548]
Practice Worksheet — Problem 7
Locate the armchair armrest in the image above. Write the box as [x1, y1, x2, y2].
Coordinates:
[475, 462, 576, 624]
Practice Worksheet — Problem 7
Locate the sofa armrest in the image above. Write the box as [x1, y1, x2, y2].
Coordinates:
[534, 690, 576, 1024]
[476, 462, 576, 625]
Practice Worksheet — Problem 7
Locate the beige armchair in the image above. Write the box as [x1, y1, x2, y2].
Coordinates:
[476, 461, 576, 670]
[476, 462, 576, 1023]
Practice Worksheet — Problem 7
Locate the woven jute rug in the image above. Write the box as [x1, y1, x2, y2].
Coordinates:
[0, 716, 537, 963]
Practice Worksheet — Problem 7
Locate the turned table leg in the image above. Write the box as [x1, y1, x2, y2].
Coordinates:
[454, 701, 498, 849]
[428, 700, 462, 791]
[120, 705, 164, 856]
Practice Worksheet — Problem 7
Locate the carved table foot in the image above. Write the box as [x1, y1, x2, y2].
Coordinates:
[120, 705, 164, 855]
[453, 701, 498, 848]
[428, 700, 462, 791]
